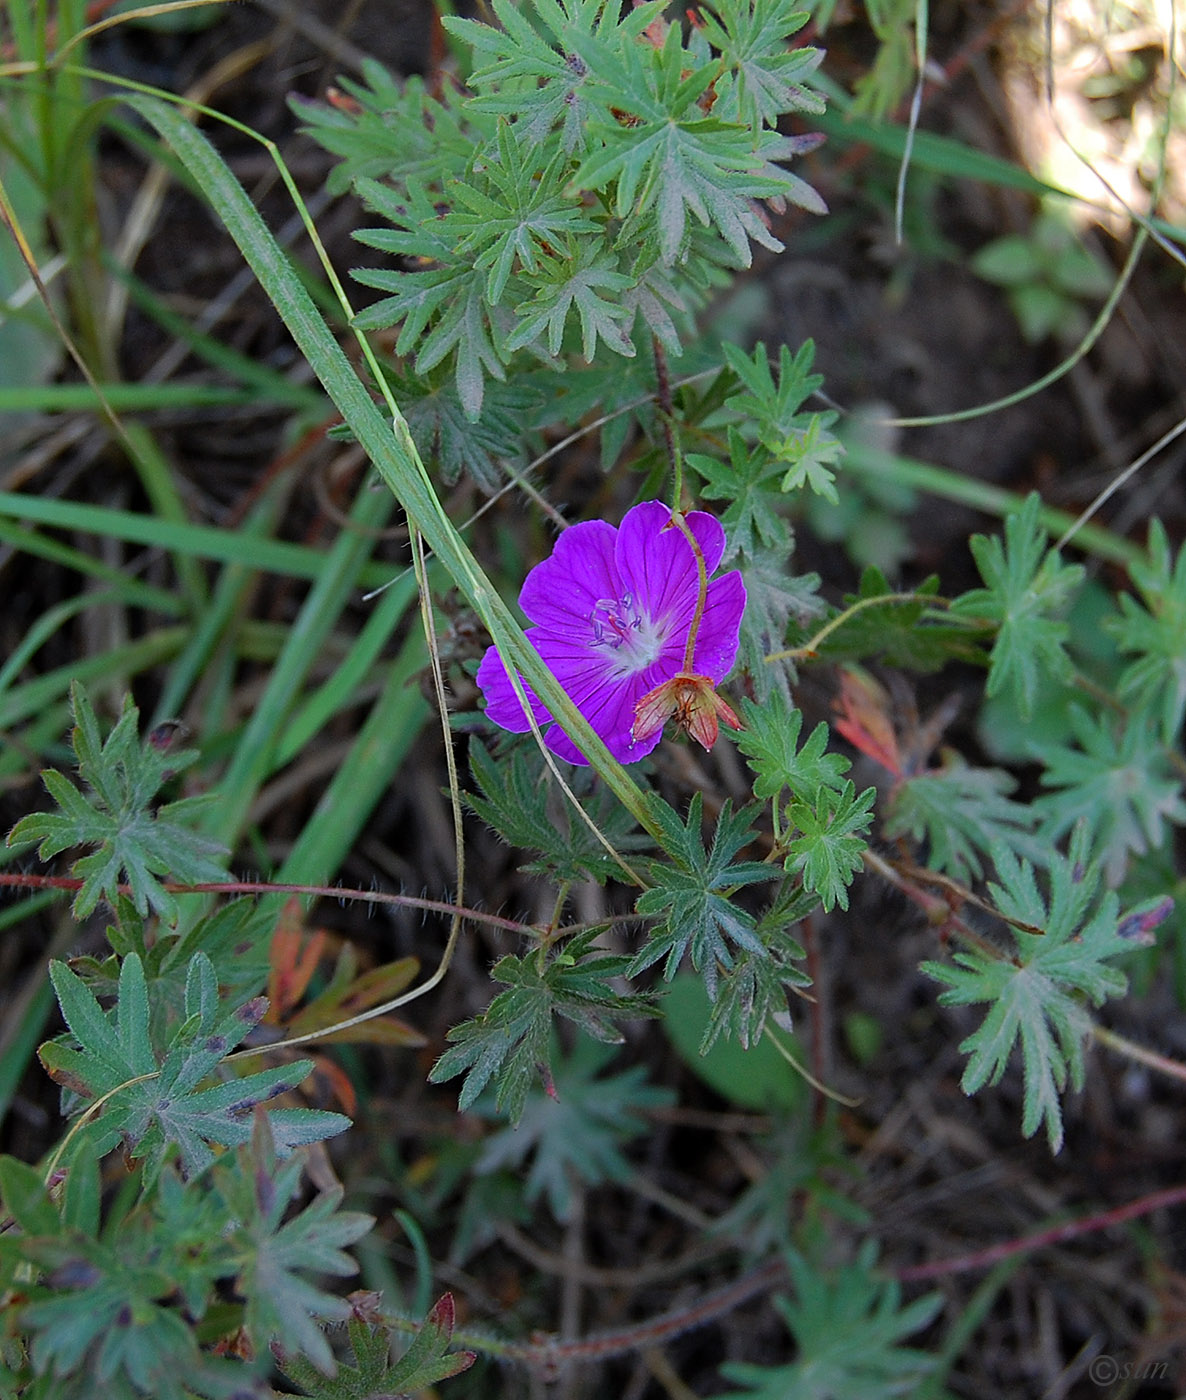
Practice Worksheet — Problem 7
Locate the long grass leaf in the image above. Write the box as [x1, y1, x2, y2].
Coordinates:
[0, 489, 394, 586]
[277, 629, 429, 888]
[194, 477, 396, 847]
[128, 95, 657, 838]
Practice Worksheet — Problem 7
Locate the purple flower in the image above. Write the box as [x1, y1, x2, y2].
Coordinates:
[477, 500, 746, 764]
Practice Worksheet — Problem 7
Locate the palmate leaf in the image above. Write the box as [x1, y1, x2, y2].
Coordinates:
[474, 1035, 674, 1220]
[570, 22, 793, 265]
[1108, 517, 1186, 742]
[722, 340, 842, 497]
[629, 794, 771, 998]
[392, 366, 538, 492]
[780, 413, 844, 502]
[1033, 707, 1186, 886]
[8, 684, 228, 923]
[225, 1114, 373, 1378]
[922, 830, 1133, 1151]
[733, 548, 824, 705]
[41, 952, 348, 1181]
[720, 1242, 941, 1400]
[429, 929, 658, 1122]
[689, 426, 792, 559]
[696, 0, 824, 127]
[446, 125, 600, 305]
[783, 781, 876, 913]
[812, 567, 990, 672]
[20, 1236, 202, 1399]
[444, 0, 665, 150]
[506, 240, 635, 360]
[886, 753, 1042, 882]
[291, 66, 483, 194]
[276, 1296, 475, 1398]
[8, 1158, 239, 1399]
[352, 178, 507, 418]
[736, 693, 850, 806]
[949, 492, 1084, 719]
[465, 740, 645, 884]
[704, 889, 815, 1051]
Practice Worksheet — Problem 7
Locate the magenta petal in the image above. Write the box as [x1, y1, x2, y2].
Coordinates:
[478, 499, 743, 765]
[684, 510, 727, 575]
[566, 671, 662, 764]
[544, 725, 589, 765]
[614, 503, 701, 627]
[612, 503, 727, 633]
[518, 519, 620, 632]
[475, 640, 552, 733]
[692, 571, 747, 680]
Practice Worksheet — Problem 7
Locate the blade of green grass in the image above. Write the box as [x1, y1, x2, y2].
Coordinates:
[0, 630, 186, 730]
[0, 892, 64, 1128]
[121, 420, 208, 609]
[0, 383, 294, 411]
[193, 476, 397, 848]
[0, 587, 127, 699]
[151, 482, 290, 724]
[842, 439, 1143, 568]
[277, 625, 429, 888]
[129, 94, 657, 840]
[0, 705, 72, 782]
[0, 516, 184, 614]
[812, 86, 1056, 198]
[275, 562, 421, 768]
[102, 259, 328, 412]
[814, 76, 1186, 250]
[0, 489, 396, 587]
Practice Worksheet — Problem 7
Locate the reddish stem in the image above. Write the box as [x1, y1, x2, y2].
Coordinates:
[896, 1182, 1186, 1284]
[0, 871, 531, 936]
[445, 1180, 1186, 1371]
[501, 1257, 786, 1375]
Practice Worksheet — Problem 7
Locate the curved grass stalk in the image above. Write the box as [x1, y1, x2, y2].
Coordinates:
[893, 0, 928, 246]
[116, 83, 660, 844]
[764, 589, 954, 664]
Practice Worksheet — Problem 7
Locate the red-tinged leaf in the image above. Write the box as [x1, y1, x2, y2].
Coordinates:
[37, 1042, 95, 1099]
[305, 1054, 357, 1118]
[287, 955, 426, 1047]
[833, 668, 902, 778]
[267, 901, 326, 1022]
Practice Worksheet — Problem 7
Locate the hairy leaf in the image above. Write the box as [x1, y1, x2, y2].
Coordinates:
[223, 1116, 372, 1377]
[949, 493, 1084, 719]
[1109, 518, 1186, 742]
[813, 567, 989, 672]
[783, 782, 876, 912]
[923, 830, 1132, 1151]
[41, 953, 348, 1181]
[697, 0, 823, 126]
[474, 1035, 673, 1220]
[689, 426, 793, 559]
[737, 693, 850, 806]
[8, 685, 228, 923]
[630, 794, 772, 997]
[721, 1242, 941, 1399]
[429, 929, 657, 1122]
[1034, 707, 1186, 886]
[887, 754, 1042, 882]
[465, 740, 645, 884]
[723, 340, 843, 498]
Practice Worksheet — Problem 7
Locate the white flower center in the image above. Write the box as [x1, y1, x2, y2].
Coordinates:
[591, 595, 667, 677]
